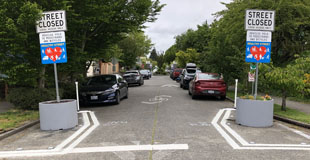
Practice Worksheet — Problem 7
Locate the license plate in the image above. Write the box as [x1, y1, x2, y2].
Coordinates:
[208, 90, 214, 94]
[91, 96, 98, 100]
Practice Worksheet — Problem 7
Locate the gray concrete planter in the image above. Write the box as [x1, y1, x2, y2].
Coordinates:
[236, 98, 274, 127]
[39, 99, 78, 130]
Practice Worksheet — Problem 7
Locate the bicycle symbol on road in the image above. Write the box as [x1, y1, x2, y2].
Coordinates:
[141, 95, 172, 104]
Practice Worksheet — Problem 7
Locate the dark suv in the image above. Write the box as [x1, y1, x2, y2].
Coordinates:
[179, 63, 200, 89]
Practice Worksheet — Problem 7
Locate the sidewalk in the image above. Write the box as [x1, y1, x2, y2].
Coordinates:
[0, 101, 14, 114]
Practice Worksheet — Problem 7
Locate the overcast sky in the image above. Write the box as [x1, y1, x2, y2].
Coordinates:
[143, 0, 232, 53]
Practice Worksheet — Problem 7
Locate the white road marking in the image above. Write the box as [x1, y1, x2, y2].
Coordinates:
[211, 109, 240, 149]
[55, 112, 90, 150]
[212, 108, 310, 150]
[278, 123, 310, 139]
[71, 144, 189, 153]
[142, 95, 172, 104]
[63, 111, 100, 152]
[161, 84, 178, 87]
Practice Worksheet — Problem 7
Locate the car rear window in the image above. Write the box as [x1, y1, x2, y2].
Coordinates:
[186, 69, 196, 74]
[198, 74, 220, 80]
[126, 72, 139, 75]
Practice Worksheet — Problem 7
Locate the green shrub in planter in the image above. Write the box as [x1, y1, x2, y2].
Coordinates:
[8, 88, 56, 110]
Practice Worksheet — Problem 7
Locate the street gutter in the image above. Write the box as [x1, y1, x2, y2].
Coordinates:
[0, 120, 39, 141]
[226, 97, 310, 129]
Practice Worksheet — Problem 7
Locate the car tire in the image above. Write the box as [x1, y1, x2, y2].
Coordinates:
[188, 90, 192, 95]
[220, 95, 226, 100]
[114, 91, 120, 105]
[124, 88, 128, 99]
[180, 83, 183, 88]
[192, 94, 197, 100]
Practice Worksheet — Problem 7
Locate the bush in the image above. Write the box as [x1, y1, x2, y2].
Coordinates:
[60, 82, 77, 99]
[7, 88, 56, 110]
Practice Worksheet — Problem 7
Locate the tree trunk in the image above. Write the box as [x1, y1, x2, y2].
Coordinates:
[281, 90, 287, 111]
[39, 66, 46, 89]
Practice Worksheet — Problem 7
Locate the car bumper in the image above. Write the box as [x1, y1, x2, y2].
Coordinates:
[124, 79, 140, 84]
[80, 92, 117, 104]
[193, 87, 226, 96]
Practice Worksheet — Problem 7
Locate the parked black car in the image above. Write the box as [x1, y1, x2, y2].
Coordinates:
[123, 70, 144, 86]
[80, 74, 128, 105]
[140, 69, 151, 79]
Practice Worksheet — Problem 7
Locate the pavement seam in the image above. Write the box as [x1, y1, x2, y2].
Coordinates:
[149, 89, 161, 160]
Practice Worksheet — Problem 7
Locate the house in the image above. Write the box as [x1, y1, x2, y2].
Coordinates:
[86, 58, 120, 77]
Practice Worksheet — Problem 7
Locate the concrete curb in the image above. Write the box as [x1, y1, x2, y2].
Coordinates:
[226, 97, 310, 129]
[0, 120, 39, 141]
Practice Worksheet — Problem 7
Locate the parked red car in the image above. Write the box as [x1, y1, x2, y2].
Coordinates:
[188, 73, 226, 100]
[172, 68, 183, 80]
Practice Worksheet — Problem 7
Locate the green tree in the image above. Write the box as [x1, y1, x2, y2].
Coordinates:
[118, 32, 152, 68]
[262, 57, 310, 111]
[0, 0, 164, 89]
[175, 48, 200, 68]
[149, 48, 158, 61]
[164, 45, 177, 65]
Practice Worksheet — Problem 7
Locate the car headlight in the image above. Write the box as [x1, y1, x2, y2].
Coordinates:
[102, 88, 116, 95]
[136, 76, 141, 80]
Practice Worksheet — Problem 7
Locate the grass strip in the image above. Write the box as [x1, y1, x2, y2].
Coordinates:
[0, 109, 39, 132]
[274, 104, 310, 124]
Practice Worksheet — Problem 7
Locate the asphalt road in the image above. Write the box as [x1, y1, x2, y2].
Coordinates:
[1, 75, 310, 160]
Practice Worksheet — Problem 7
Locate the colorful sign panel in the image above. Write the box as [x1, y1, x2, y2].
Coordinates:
[39, 32, 67, 64]
[245, 31, 271, 63]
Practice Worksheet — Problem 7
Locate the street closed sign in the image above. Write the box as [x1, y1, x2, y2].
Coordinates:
[245, 10, 275, 31]
[36, 10, 67, 33]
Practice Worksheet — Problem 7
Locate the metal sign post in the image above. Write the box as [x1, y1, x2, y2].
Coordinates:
[54, 63, 60, 102]
[254, 63, 259, 99]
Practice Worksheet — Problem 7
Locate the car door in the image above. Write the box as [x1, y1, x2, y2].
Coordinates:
[118, 75, 127, 98]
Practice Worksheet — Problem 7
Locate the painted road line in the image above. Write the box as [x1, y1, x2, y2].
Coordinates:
[211, 109, 240, 149]
[63, 111, 100, 153]
[217, 108, 310, 149]
[220, 109, 249, 146]
[0, 111, 97, 158]
[278, 123, 310, 140]
[55, 111, 90, 150]
[71, 144, 189, 153]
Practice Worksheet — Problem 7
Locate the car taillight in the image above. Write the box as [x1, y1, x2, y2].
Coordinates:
[195, 81, 200, 86]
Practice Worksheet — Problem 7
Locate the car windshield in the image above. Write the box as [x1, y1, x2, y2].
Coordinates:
[87, 75, 117, 85]
[198, 74, 220, 80]
[140, 70, 148, 74]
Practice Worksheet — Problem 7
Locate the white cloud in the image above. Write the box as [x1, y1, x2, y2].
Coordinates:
[144, 0, 232, 52]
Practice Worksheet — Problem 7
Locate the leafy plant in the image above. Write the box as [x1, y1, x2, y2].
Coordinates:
[7, 88, 57, 110]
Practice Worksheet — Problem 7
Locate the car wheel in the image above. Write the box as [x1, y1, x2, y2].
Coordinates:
[114, 91, 120, 105]
[180, 83, 183, 88]
[124, 88, 128, 99]
[220, 95, 226, 100]
[192, 94, 197, 99]
[188, 89, 192, 95]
